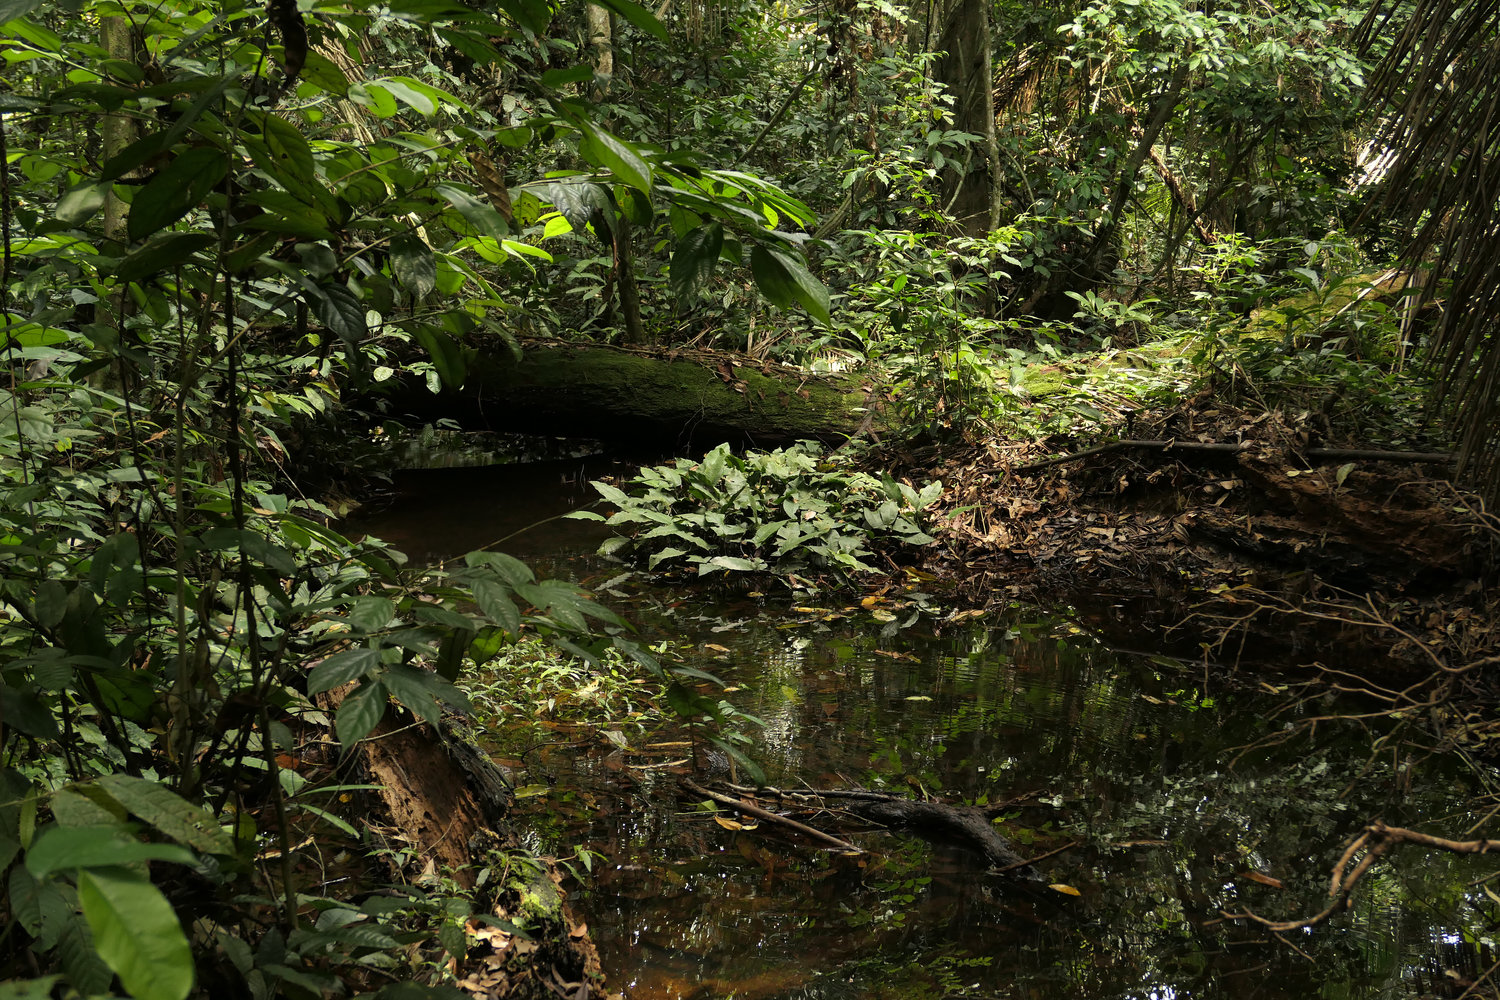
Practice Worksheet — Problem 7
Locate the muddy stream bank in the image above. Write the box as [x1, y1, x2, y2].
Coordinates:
[350, 458, 1498, 1000]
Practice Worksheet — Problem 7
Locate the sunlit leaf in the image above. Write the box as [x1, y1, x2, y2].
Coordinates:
[78, 867, 193, 1000]
[580, 123, 652, 194]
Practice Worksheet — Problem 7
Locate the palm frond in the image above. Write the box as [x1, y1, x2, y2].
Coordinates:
[1359, 0, 1500, 494]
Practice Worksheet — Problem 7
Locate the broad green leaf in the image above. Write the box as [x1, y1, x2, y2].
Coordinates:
[379, 78, 436, 114]
[0, 975, 62, 999]
[750, 246, 830, 325]
[303, 281, 368, 347]
[114, 233, 217, 282]
[669, 223, 723, 304]
[25, 825, 197, 879]
[647, 546, 688, 568]
[436, 184, 508, 239]
[253, 113, 316, 188]
[127, 147, 226, 243]
[382, 77, 457, 114]
[472, 579, 521, 637]
[348, 81, 399, 117]
[380, 666, 464, 726]
[94, 776, 234, 854]
[414, 325, 467, 389]
[55, 182, 109, 225]
[541, 65, 594, 88]
[705, 735, 765, 785]
[392, 232, 436, 300]
[335, 681, 388, 747]
[78, 867, 193, 1000]
[579, 123, 652, 194]
[345, 596, 395, 633]
[299, 51, 349, 96]
[464, 551, 535, 587]
[0, 0, 46, 21]
[701, 555, 762, 573]
[307, 648, 382, 695]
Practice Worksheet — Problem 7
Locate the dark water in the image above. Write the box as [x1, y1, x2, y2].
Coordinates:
[350, 460, 1498, 1000]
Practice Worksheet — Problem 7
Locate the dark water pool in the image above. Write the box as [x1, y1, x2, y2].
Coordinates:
[349, 460, 1499, 1000]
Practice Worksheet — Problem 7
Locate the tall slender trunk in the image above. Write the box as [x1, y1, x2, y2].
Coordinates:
[100, 17, 138, 242]
[586, 3, 613, 93]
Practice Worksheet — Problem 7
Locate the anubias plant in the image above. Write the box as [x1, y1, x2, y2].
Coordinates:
[571, 442, 941, 586]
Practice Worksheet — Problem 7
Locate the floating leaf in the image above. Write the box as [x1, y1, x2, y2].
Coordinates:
[713, 815, 743, 831]
[1048, 883, 1082, 896]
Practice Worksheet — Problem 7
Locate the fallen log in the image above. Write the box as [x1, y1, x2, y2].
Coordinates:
[365, 338, 875, 450]
[1014, 438, 1456, 473]
[315, 689, 616, 1000]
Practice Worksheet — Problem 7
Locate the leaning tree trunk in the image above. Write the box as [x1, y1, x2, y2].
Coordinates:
[364, 339, 878, 449]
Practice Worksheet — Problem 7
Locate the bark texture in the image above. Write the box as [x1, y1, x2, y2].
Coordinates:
[369, 340, 875, 449]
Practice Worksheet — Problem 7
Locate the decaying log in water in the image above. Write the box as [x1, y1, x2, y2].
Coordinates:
[364, 338, 875, 450]
[720, 783, 1039, 876]
[315, 689, 615, 1000]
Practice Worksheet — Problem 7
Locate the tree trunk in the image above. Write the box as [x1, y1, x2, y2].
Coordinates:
[931, 0, 999, 235]
[586, 3, 613, 91]
[100, 17, 138, 243]
[364, 340, 876, 449]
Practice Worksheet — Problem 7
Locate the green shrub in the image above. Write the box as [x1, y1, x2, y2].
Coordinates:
[572, 442, 941, 586]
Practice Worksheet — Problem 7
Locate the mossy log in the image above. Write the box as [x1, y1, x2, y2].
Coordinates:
[369, 339, 874, 449]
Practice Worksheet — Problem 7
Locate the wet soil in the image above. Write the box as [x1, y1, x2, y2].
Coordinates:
[900, 396, 1499, 681]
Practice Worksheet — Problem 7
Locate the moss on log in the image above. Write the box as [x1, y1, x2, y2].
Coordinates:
[371, 340, 873, 448]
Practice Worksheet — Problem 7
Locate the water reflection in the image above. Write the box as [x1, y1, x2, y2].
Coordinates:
[354, 459, 1493, 1000]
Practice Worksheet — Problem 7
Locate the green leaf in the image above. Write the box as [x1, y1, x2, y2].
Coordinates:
[647, 547, 688, 568]
[380, 77, 452, 114]
[55, 182, 109, 226]
[541, 65, 595, 88]
[579, 123, 652, 194]
[307, 648, 382, 696]
[464, 551, 535, 587]
[380, 666, 463, 727]
[94, 776, 234, 854]
[25, 825, 197, 879]
[78, 867, 194, 1000]
[127, 147, 226, 243]
[303, 281, 368, 347]
[392, 233, 436, 300]
[472, 579, 521, 637]
[114, 232, 217, 282]
[705, 735, 765, 785]
[345, 596, 395, 633]
[0, 0, 46, 21]
[256, 112, 316, 187]
[669, 223, 723, 305]
[0, 975, 63, 1000]
[750, 246, 830, 325]
[414, 325, 467, 389]
[436, 184, 508, 240]
[335, 681, 388, 747]
[348, 81, 399, 117]
[701, 555, 762, 573]
[299, 51, 349, 96]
